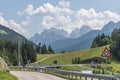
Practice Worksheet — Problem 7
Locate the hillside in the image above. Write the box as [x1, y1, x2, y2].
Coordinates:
[36, 46, 107, 65]
[36, 46, 120, 72]
[0, 24, 26, 42]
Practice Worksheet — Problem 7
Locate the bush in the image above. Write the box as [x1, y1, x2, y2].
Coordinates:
[53, 60, 57, 64]
[102, 69, 105, 74]
[72, 57, 81, 64]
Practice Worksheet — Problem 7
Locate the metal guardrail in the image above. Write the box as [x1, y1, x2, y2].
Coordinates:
[34, 67, 119, 80]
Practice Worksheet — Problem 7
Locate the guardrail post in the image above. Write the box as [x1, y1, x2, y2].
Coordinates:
[79, 76, 82, 80]
[85, 76, 87, 80]
[71, 74, 73, 79]
[98, 78, 101, 80]
[91, 77, 93, 80]
[68, 74, 70, 79]
[75, 75, 77, 80]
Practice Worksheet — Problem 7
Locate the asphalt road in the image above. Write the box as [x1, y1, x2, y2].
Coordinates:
[10, 71, 66, 80]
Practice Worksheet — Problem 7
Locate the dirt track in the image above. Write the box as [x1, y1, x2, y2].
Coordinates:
[10, 71, 66, 80]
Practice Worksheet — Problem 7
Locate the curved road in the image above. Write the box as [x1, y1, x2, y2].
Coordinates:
[10, 71, 66, 80]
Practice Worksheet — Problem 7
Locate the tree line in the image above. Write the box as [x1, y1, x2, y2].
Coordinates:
[110, 29, 120, 60]
[0, 39, 36, 66]
[35, 43, 54, 54]
[91, 33, 112, 48]
[91, 28, 120, 60]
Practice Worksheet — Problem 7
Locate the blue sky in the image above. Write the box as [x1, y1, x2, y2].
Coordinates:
[0, 0, 120, 38]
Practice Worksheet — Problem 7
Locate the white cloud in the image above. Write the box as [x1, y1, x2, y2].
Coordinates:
[76, 8, 120, 29]
[0, 14, 30, 37]
[9, 20, 30, 37]
[42, 16, 56, 28]
[17, 1, 120, 34]
[0, 14, 9, 27]
[18, 2, 73, 16]
[59, 1, 70, 8]
[18, 4, 34, 16]
[41, 15, 71, 30]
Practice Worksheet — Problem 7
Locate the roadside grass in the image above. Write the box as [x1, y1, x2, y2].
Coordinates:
[108, 62, 120, 72]
[0, 58, 18, 80]
[0, 71, 17, 80]
[0, 61, 2, 70]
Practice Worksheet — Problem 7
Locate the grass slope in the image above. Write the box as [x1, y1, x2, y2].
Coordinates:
[0, 29, 7, 35]
[37, 46, 108, 65]
[36, 45, 120, 72]
[0, 71, 17, 80]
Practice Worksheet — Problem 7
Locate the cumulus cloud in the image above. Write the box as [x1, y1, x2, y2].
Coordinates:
[0, 14, 30, 37]
[17, 1, 120, 34]
[18, 2, 73, 16]
[41, 15, 71, 30]
[18, 4, 33, 15]
[42, 16, 56, 28]
[0, 15, 9, 26]
[9, 20, 30, 37]
[59, 1, 70, 8]
[76, 8, 120, 29]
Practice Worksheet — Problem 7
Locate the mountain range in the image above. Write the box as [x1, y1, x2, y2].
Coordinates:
[30, 28, 68, 45]
[30, 25, 92, 45]
[51, 21, 120, 53]
[70, 25, 92, 38]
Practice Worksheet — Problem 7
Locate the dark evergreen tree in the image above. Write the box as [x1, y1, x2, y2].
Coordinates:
[41, 44, 48, 54]
[48, 45, 54, 54]
[91, 34, 111, 48]
[21, 41, 36, 66]
[110, 28, 120, 60]
[75, 57, 77, 64]
[77, 57, 81, 64]
[35, 42, 41, 53]
[60, 50, 66, 53]
[72, 59, 75, 64]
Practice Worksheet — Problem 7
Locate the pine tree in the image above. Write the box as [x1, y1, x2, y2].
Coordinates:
[75, 57, 77, 64]
[48, 45, 54, 54]
[77, 57, 81, 64]
[41, 44, 48, 54]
